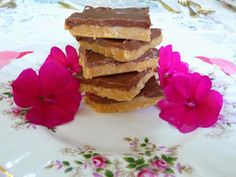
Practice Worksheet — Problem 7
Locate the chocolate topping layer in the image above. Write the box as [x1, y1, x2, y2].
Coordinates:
[77, 29, 162, 50]
[86, 76, 162, 104]
[78, 70, 151, 90]
[65, 7, 151, 29]
[137, 76, 162, 97]
[80, 48, 159, 67]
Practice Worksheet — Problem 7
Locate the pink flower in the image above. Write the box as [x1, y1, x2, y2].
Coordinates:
[92, 156, 106, 169]
[158, 72, 223, 133]
[11, 62, 82, 128]
[137, 169, 158, 177]
[45, 45, 81, 74]
[158, 45, 188, 88]
[151, 159, 168, 171]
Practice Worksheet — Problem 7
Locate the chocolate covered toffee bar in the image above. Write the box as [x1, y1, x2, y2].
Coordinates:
[78, 69, 155, 101]
[80, 48, 158, 79]
[84, 76, 163, 112]
[65, 7, 151, 41]
[77, 29, 162, 62]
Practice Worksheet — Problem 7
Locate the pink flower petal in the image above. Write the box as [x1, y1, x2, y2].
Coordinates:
[0, 51, 33, 69]
[53, 91, 82, 115]
[183, 73, 202, 99]
[16, 51, 33, 58]
[178, 109, 198, 133]
[196, 56, 236, 75]
[210, 58, 236, 75]
[195, 75, 212, 102]
[197, 90, 223, 127]
[39, 62, 74, 96]
[65, 45, 80, 73]
[158, 45, 189, 88]
[158, 100, 185, 125]
[11, 69, 40, 108]
[26, 102, 75, 128]
[168, 74, 189, 99]
[195, 56, 212, 64]
[164, 82, 186, 103]
[45, 47, 67, 66]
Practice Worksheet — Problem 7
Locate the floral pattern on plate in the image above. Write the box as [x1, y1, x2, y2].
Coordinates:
[45, 137, 192, 177]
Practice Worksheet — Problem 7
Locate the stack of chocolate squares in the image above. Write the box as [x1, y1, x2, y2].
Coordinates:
[65, 6, 163, 112]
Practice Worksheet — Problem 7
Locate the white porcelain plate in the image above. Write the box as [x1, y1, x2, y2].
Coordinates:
[0, 2, 236, 175]
[0, 48, 236, 177]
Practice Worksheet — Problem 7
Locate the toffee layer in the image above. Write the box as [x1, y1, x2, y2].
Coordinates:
[79, 48, 158, 79]
[84, 76, 163, 112]
[78, 29, 162, 62]
[79, 70, 155, 101]
[67, 25, 150, 41]
[87, 76, 162, 104]
[84, 96, 160, 113]
[77, 29, 161, 51]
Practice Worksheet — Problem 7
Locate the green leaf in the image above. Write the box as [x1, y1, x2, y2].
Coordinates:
[135, 164, 148, 170]
[140, 143, 146, 147]
[153, 155, 159, 160]
[58, 1, 77, 10]
[126, 163, 137, 169]
[144, 137, 149, 143]
[96, 168, 103, 172]
[62, 161, 70, 166]
[64, 167, 73, 173]
[136, 158, 145, 165]
[161, 154, 168, 161]
[145, 150, 152, 156]
[83, 154, 92, 159]
[3, 92, 13, 98]
[169, 157, 177, 161]
[75, 160, 83, 165]
[166, 168, 175, 174]
[106, 160, 112, 165]
[49, 128, 56, 133]
[124, 137, 132, 141]
[124, 157, 136, 163]
[105, 169, 114, 177]
[93, 153, 100, 156]
[161, 155, 176, 165]
[138, 152, 145, 156]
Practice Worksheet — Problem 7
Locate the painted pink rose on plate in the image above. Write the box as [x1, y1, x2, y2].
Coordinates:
[151, 159, 168, 171]
[137, 169, 158, 177]
[92, 156, 106, 169]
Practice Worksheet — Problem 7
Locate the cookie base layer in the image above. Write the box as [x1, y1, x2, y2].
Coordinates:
[80, 71, 155, 101]
[84, 95, 162, 113]
[81, 56, 157, 79]
[66, 25, 150, 42]
[79, 34, 162, 62]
